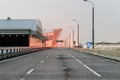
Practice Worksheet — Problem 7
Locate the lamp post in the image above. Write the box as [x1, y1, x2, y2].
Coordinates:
[69, 26, 74, 47]
[83, 0, 94, 49]
[73, 19, 79, 47]
[66, 31, 71, 48]
[69, 33, 71, 48]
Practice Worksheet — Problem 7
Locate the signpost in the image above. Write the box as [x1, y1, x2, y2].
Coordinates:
[87, 42, 93, 49]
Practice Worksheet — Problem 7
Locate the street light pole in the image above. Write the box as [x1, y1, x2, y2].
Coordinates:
[92, 7, 94, 49]
[69, 33, 71, 48]
[78, 23, 79, 47]
[73, 19, 80, 47]
[72, 29, 74, 47]
[84, 0, 94, 49]
[69, 26, 74, 47]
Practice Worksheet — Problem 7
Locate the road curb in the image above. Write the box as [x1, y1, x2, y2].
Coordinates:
[69, 48, 120, 62]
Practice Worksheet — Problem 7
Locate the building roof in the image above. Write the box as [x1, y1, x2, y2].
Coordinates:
[0, 18, 42, 33]
[0, 18, 47, 40]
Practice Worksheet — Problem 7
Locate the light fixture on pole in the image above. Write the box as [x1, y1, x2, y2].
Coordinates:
[83, 0, 94, 49]
[69, 26, 74, 47]
[73, 19, 80, 47]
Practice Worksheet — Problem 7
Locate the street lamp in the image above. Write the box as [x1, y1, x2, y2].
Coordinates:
[66, 31, 71, 48]
[73, 19, 79, 47]
[69, 32, 71, 48]
[69, 26, 74, 47]
[66, 36, 69, 48]
[83, 0, 94, 49]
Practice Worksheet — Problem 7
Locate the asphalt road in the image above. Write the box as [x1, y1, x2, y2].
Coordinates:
[0, 48, 120, 80]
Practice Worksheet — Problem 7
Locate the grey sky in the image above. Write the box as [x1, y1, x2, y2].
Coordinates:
[0, 0, 120, 43]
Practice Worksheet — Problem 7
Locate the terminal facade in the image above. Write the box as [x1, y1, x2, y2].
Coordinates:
[0, 18, 46, 47]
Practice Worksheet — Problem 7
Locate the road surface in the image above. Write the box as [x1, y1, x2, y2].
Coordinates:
[0, 48, 120, 80]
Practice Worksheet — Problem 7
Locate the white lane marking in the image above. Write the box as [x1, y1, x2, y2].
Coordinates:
[46, 56, 48, 59]
[26, 69, 34, 75]
[19, 78, 25, 80]
[75, 59, 82, 64]
[67, 78, 70, 80]
[70, 54, 101, 77]
[26, 56, 48, 75]
[41, 60, 44, 63]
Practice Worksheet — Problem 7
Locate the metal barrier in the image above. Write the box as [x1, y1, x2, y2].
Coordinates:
[0, 47, 51, 60]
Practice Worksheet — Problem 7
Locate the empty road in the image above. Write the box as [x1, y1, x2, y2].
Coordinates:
[0, 48, 120, 80]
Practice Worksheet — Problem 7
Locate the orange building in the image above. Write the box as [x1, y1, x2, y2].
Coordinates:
[43, 29, 63, 47]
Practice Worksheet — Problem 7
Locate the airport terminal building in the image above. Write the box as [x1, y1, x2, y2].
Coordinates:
[0, 18, 46, 47]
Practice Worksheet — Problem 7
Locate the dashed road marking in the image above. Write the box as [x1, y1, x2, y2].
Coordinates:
[19, 78, 25, 80]
[26, 69, 34, 75]
[41, 60, 44, 63]
[0, 53, 32, 63]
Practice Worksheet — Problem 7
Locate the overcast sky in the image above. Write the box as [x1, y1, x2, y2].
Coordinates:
[0, 0, 120, 44]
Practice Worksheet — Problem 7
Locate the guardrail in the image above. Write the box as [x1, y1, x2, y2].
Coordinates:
[0, 47, 50, 61]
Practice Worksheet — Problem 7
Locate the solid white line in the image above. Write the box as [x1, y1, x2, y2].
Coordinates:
[75, 59, 82, 64]
[26, 69, 34, 75]
[70, 54, 101, 77]
[83, 64, 101, 77]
